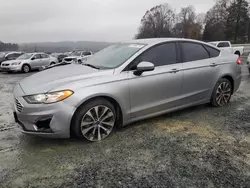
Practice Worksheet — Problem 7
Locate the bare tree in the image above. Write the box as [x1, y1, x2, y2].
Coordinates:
[172, 6, 202, 39]
[135, 4, 175, 39]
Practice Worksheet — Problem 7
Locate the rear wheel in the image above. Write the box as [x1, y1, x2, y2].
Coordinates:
[72, 99, 116, 141]
[50, 62, 56, 65]
[210, 78, 232, 107]
[22, 64, 30, 73]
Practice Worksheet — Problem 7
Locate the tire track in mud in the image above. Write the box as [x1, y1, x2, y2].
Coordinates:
[0, 126, 16, 132]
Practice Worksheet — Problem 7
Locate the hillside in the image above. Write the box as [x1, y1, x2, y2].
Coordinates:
[19, 41, 115, 53]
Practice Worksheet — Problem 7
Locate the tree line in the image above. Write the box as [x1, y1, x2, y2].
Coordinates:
[135, 0, 250, 43]
[0, 41, 19, 51]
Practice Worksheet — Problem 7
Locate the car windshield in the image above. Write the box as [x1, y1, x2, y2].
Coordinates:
[84, 43, 145, 69]
[16, 53, 33, 60]
[70, 51, 82, 56]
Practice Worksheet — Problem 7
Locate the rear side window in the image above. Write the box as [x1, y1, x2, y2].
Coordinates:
[180, 42, 209, 62]
[204, 45, 220, 58]
[217, 42, 230, 48]
[137, 43, 177, 67]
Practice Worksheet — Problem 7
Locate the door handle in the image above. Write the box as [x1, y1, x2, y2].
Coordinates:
[169, 68, 179, 73]
[210, 63, 218, 67]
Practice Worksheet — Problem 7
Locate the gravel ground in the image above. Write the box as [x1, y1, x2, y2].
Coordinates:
[0, 66, 250, 188]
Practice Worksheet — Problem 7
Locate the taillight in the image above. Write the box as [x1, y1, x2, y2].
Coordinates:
[237, 58, 242, 65]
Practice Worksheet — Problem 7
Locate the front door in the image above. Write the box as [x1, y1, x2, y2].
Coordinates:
[128, 42, 183, 121]
[30, 54, 43, 69]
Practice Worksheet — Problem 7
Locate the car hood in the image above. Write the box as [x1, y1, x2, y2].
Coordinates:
[19, 64, 113, 95]
[1, 59, 29, 64]
[1, 59, 20, 64]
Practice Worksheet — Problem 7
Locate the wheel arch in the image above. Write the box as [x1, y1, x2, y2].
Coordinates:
[70, 95, 124, 137]
[234, 51, 241, 56]
[220, 74, 234, 94]
[22, 63, 31, 71]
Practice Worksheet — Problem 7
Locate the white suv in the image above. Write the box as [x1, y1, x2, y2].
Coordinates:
[1, 52, 58, 73]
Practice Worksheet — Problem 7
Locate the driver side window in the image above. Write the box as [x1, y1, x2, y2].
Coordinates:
[33, 54, 41, 59]
[128, 42, 177, 70]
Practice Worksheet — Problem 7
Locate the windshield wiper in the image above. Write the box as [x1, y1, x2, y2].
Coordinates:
[82, 63, 100, 70]
[42, 62, 71, 70]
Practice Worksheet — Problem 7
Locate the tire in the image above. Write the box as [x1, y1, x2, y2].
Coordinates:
[210, 78, 233, 107]
[7, 71, 12, 74]
[71, 98, 116, 141]
[50, 62, 56, 65]
[22, 64, 30, 73]
[77, 60, 82, 64]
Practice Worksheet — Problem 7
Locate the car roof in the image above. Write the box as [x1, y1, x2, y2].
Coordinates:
[124, 38, 213, 46]
[209, 41, 230, 44]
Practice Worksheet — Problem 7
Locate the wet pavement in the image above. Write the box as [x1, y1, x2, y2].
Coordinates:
[0, 67, 250, 188]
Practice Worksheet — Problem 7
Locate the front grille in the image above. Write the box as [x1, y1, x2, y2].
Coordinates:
[15, 98, 23, 113]
[2, 63, 10, 66]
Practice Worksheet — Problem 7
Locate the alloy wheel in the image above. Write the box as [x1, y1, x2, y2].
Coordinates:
[216, 82, 232, 106]
[23, 65, 30, 73]
[80, 105, 115, 141]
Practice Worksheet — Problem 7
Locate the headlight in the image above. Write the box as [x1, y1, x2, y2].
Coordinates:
[23, 90, 74, 104]
[12, 62, 21, 65]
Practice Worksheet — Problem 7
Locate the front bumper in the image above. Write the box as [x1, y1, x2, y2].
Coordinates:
[1, 65, 22, 72]
[13, 84, 76, 138]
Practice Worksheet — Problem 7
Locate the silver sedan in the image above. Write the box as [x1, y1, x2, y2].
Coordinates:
[13, 38, 241, 141]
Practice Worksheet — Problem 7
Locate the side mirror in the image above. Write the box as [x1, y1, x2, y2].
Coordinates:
[134, 61, 155, 76]
[31, 57, 35, 60]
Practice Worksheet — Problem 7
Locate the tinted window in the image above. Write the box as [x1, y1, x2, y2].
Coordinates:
[136, 43, 177, 67]
[82, 52, 91, 56]
[204, 45, 220, 58]
[217, 42, 230, 48]
[181, 42, 209, 62]
[41, 54, 49, 58]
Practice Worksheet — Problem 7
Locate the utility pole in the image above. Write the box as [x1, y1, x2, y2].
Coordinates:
[235, 0, 243, 43]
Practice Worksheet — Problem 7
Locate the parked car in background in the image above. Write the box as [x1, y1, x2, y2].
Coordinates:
[13, 38, 241, 141]
[0, 51, 23, 66]
[63, 50, 93, 64]
[51, 53, 68, 62]
[1, 52, 58, 73]
[208, 41, 244, 56]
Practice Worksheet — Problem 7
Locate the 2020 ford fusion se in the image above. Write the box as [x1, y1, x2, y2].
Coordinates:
[13, 38, 241, 141]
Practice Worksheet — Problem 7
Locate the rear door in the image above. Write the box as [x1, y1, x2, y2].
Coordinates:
[128, 42, 183, 120]
[180, 42, 220, 104]
[40, 53, 50, 66]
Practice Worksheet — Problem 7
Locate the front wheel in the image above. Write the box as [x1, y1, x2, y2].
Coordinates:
[71, 99, 116, 141]
[210, 78, 233, 107]
[22, 64, 30, 73]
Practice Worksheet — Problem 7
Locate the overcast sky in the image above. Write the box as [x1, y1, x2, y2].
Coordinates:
[0, 0, 214, 43]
